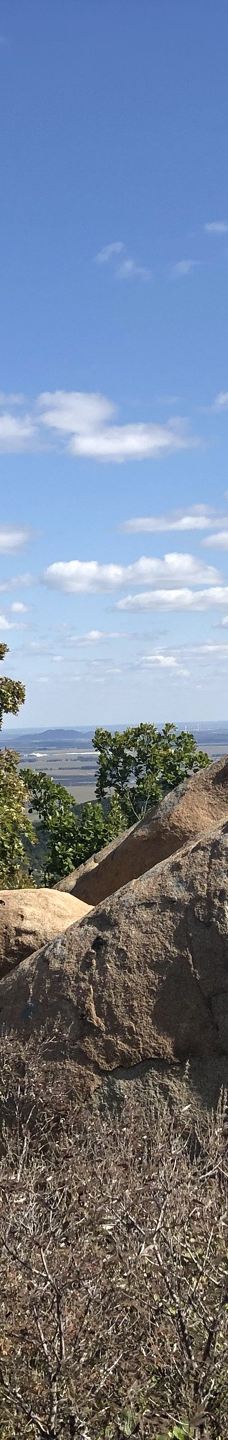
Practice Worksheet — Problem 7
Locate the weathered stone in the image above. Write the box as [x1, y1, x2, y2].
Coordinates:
[56, 756, 228, 905]
[1, 823, 227, 1082]
[0, 889, 92, 980]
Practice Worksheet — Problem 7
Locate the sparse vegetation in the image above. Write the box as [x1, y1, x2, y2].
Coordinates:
[1, 686, 226, 1434]
[0, 1034, 227, 1439]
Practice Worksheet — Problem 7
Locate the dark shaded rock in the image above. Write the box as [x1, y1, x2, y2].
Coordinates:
[1, 823, 228, 1097]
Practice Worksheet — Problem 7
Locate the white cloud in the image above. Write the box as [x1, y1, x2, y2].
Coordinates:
[11, 601, 28, 613]
[84, 629, 109, 642]
[213, 391, 228, 410]
[70, 420, 195, 462]
[141, 652, 189, 677]
[95, 242, 124, 264]
[40, 391, 188, 461]
[205, 221, 228, 234]
[198, 642, 228, 654]
[95, 241, 151, 281]
[0, 390, 198, 461]
[117, 257, 151, 281]
[0, 613, 15, 629]
[43, 553, 219, 595]
[172, 260, 198, 277]
[203, 530, 228, 548]
[71, 629, 122, 644]
[38, 390, 114, 434]
[105, 666, 122, 675]
[121, 505, 223, 534]
[0, 414, 36, 450]
[220, 616, 228, 628]
[0, 526, 30, 553]
[116, 587, 228, 613]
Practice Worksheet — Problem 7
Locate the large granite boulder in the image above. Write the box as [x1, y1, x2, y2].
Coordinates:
[0, 888, 92, 980]
[1, 822, 228, 1074]
[56, 756, 228, 906]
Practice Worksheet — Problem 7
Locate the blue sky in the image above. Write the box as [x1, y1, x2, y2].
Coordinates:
[1, 0, 228, 729]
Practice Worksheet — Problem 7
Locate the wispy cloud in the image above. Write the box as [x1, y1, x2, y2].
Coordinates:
[0, 574, 33, 594]
[95, 241, 124, 264]
[197, 641, 228, 654]
[117, 256, 151, 281]
[11, 601, 28, 613]
[117, 587, 228, 613]
[141, 652, 189, 677]
[0, 613, 15, 630]
[138, 640, 228, 673]
[205, 221, 228, 235]
[0, 390, 198, 461]
[95, 241, 151, 282]
[121, 505, 225, 535]
[213, 391, 228, 411]
[0, 414, 36, 450]
[43, 554, 220, 595]
[203, 530, 228, 549]
[0, 526, 31, 553]
[171, 259, 199, 277]
[0, 392, 25, 406]
[68, 628, 123, 644]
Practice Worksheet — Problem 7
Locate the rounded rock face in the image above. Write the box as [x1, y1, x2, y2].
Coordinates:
[0, 821, 228, 1078]
[0, 889, 92, 980]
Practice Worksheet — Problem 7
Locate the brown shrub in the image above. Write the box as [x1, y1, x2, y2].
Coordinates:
[0, 1035, 227, 1439]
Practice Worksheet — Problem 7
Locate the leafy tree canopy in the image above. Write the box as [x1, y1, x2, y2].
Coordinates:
[0, 750, 34, 888]
[93, 722, 209, 825]
[0, 642, 25, 728]
[23, 769, 124, 886]
[0, 645, 33, 887]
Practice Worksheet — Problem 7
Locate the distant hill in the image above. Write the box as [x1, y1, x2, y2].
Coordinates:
[0, 727, 95, 753]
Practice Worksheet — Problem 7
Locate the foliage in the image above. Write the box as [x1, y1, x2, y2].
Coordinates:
[93, 722, 209, 825]
[0, 642, 25, 728]
[0, 644, 33, 887]
[0, 1037, 227, 1438]
[0, 749, 34, 887]
[23, 768, 124, 885]
[22, 719, 209, 884]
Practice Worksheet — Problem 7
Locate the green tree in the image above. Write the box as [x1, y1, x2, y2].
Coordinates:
[0, 641, 25, 727]
[93, 722, 209, 825]
[0, 644, 34, 887]
[23, 769, 124, 886]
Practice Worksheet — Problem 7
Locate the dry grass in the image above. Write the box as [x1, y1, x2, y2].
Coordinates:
[0, 1036, 227, 1440]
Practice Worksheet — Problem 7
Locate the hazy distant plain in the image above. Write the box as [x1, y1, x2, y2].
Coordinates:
[1, 726, 228, 804]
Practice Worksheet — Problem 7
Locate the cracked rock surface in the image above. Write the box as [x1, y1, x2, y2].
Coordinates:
[0, 821, 228, 1079]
